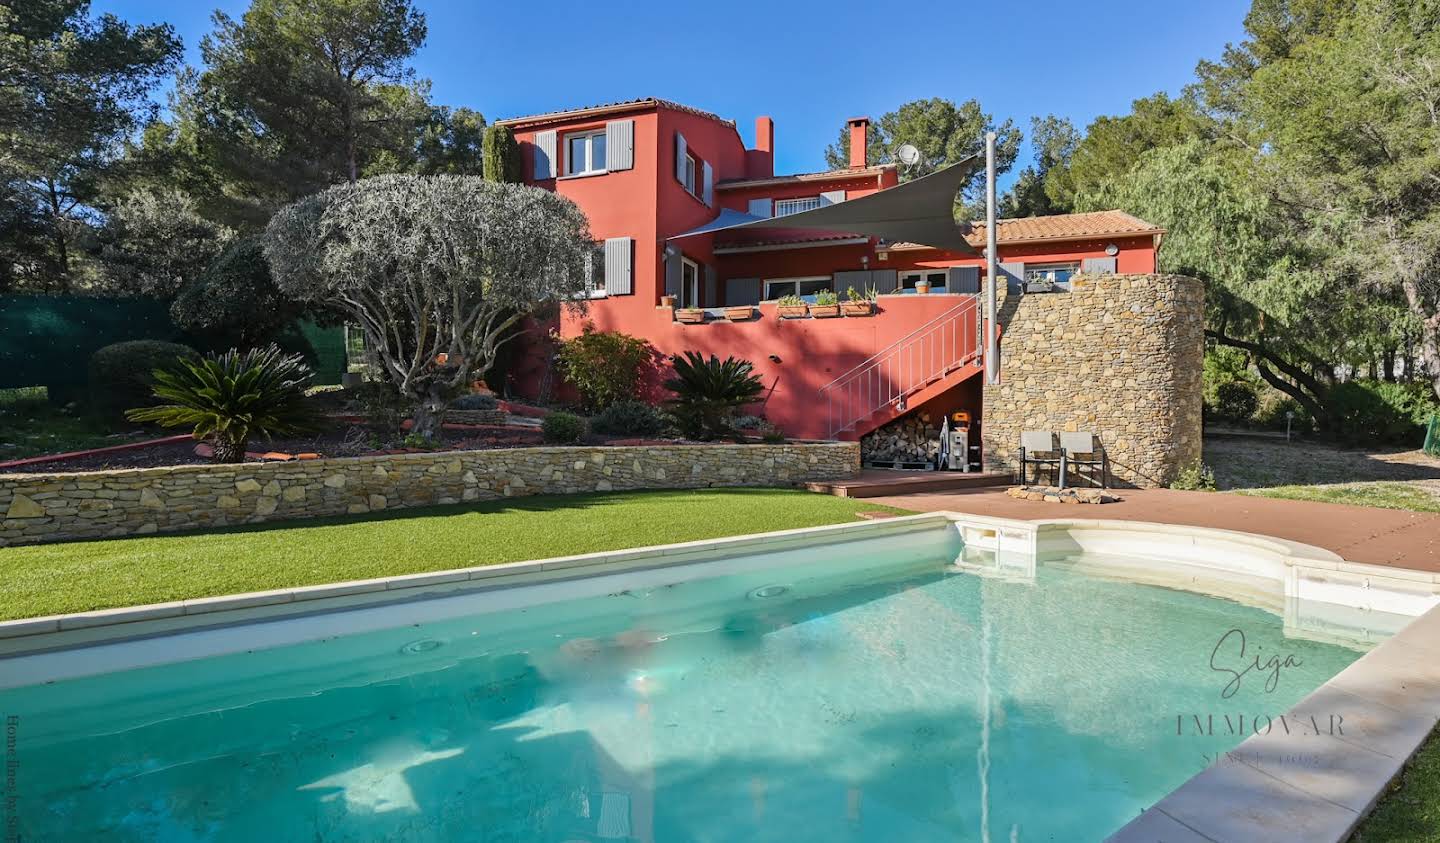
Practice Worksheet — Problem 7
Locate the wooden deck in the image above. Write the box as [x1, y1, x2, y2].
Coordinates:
[805, 469, 1011, 498]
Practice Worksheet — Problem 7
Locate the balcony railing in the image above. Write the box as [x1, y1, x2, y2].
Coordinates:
[773, 197, 821, 217]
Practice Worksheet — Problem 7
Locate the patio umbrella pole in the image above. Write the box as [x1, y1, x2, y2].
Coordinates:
[984, 131, 999, 385]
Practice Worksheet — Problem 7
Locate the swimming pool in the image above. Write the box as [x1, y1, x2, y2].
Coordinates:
[0, 520, 1416, 841]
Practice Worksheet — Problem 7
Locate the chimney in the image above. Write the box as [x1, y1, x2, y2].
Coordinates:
[847, 117, 869, 168]
[745, 115, 775, 179]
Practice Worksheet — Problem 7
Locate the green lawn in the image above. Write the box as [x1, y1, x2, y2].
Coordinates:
[1236, 481, 1440, 513]
[1350, 726, 1440, 841]
[0, 488, 907, 621]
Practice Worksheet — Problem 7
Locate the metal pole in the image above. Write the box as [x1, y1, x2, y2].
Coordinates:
[984, 131, 999, 385]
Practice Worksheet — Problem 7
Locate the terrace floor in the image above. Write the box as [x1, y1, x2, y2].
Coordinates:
[866, 486, 1440, 573]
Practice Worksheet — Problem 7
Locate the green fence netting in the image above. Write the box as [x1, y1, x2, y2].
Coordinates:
[0, 296, 345, 401]
[1425, 414, 1440, 458]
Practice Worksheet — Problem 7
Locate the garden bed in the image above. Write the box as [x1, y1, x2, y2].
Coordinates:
[0, 418, 785, 474]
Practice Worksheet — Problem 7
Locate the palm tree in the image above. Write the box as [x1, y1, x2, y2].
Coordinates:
[663, 351, 765, 440]
[126, 346, 319, 463]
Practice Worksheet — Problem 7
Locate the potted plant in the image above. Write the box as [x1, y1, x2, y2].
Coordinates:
[914, 276, 932, 295]
[660, 294, 677, 309]
[810, 289, 841, 318]
[842, 285, 876, 316]
[675, 306, 706, 324]
[775, 294, 808, 319]
[724, 305, 755, 321]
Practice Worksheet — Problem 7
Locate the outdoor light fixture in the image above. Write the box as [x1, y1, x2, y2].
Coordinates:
[1105, 243, 1119, 256]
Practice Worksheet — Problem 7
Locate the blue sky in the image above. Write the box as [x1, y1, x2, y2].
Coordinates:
[96, 0, 1251, 182]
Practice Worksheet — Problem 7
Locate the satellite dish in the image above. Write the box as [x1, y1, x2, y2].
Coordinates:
[896, 144, 921, 167]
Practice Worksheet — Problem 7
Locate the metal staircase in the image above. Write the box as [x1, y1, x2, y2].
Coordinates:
[819, 297, 984, 439]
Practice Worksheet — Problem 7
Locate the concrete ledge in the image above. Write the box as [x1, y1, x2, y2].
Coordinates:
[0, 512, 954, 658]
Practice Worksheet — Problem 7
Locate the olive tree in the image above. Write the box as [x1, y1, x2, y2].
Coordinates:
[263, 174, 592, 439]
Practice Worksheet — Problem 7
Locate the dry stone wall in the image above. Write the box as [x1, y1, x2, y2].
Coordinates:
[981, 273, 1204, 487]
[0, 443, 859, 547]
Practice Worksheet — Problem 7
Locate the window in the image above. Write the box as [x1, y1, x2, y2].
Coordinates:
[899, 270, 948, 293]
[774, 197, 821, 217]
[764, 276, 832, 302]
[1024, 261, 1080, 291]
[565, 130, 607, 177]
[586, 243, 606, 297]
[681, 154, 698, 196]
[680, 257, 700, 307]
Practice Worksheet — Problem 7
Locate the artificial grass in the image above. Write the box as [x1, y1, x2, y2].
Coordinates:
[1350, 725, 1440, 841]
[0, 488, 908, 621]
[1237, 481, 1440, 514]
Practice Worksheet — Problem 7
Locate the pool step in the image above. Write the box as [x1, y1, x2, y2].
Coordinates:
[805, 469, 1011, 499]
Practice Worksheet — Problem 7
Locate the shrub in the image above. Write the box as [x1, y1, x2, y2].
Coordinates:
[554, 324, 653, 411]
[541, 411, 586, 444]
[1328, 380, 1440, 445]
[125, 345, 319, 463]
[813, 289, 838, 306]
[170, 238, 309, 349]
[591, 399, 665, 436]
[1169, 462, 1217, 491]
[482, 125, 523, 184]
[1212, 380, 1259, 424]
[1255, 394, 1315, 434]
[89, 340, 198, 423]
[348, 380, 408, 438]
[663, 351, 765, 440]
[450, 392, 499, 411]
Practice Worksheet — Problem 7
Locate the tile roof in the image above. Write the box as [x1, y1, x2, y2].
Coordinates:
[716, 165, 895, 189]
[972, 209, 1162, 244]
[884, 210, 1163, 250]
[495, 98, 734, 128]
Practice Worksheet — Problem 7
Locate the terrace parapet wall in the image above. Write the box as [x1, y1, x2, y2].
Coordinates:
[0, 442, 860, 547]
[981, 273, 1204, 488]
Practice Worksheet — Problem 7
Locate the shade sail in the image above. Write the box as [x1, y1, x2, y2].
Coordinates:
[668, 155, 981, 254]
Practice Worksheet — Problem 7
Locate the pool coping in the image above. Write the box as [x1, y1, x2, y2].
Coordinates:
[5, 511, 1438, 841]
[0, 512, 958, 655]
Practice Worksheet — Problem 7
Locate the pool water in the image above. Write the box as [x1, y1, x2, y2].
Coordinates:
[0, 529, 1384, 841]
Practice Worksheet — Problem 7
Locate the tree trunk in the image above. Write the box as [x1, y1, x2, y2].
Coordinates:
[1383, 346, 1397, 382]
[212, 436, 247, 464]
[409, 386, 447, 441]
[44, 178, 70, 288]
[1398, 278, 1440, 402]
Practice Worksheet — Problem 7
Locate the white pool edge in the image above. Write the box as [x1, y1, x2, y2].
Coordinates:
[6, 510, 1439, 842]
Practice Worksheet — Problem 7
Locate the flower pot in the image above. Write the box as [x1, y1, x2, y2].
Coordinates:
[842, 301, 874, 316]
[724, 306, 755, 321]
[776, 304, 809, 319]
[914, 282, 931, 295]
[810, 304, 841, 318]
[675, 308, 706, 324]
[660, 295, 677, 309]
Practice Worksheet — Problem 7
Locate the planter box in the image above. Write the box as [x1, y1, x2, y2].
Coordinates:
[776, 304, 809, 319]
[841, 301, 874, 316]
[675, 309, 706, 324]
[723, 306, 755, 321]
[810, 304, 841, 318]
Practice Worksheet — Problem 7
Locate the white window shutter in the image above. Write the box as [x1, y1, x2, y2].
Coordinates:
[702, 161, 714, 206]
[675, 132, 688, 184]
[1081, 256, 1117, 275]
[533, 130, 556, 179]
[819, 189, 845, 206]
[747, 198, 772, 218]
[605, 120, 633, 171]
[604, 237, 633, 295]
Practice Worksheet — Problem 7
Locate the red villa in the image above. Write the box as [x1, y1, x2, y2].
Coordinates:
[498, 98, 1165, 458]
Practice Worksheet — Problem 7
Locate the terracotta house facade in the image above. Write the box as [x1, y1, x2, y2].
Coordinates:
[497, 98, 1173, 468]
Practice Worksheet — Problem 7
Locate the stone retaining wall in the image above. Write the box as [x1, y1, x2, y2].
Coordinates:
[0, 442, 860, 547]
[982, 273, 1204, 487]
